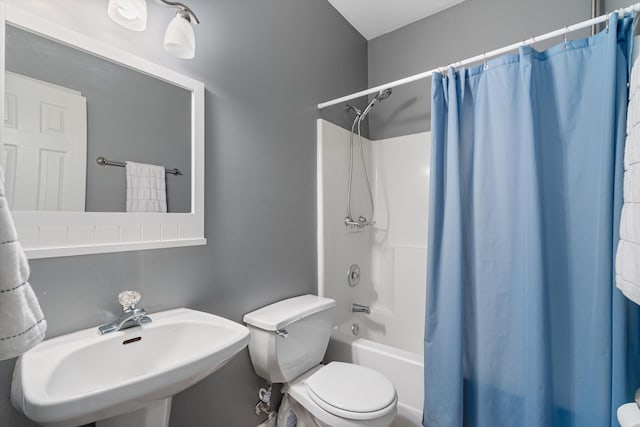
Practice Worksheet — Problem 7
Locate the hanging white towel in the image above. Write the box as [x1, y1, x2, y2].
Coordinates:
[125, 161, 167, 213]
[0, 166, 46, 361]
[617, 53, 640, 305]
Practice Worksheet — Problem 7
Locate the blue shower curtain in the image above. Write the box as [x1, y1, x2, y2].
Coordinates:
[424, 13, 640, 427]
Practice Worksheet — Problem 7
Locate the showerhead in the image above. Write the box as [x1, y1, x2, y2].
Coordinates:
[360, 88, 393, 119]
[376, 88, 392, 101]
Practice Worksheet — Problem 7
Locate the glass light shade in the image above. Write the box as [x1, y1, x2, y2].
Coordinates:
[107, 0, 147, 31]
[163, 13, 196, 59]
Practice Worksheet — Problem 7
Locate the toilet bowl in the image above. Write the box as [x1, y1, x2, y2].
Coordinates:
[285, 364, 397, 427]
[243, 295, 397, 427]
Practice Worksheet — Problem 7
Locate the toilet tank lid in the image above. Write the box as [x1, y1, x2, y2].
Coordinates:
[243, 295, 336, 331]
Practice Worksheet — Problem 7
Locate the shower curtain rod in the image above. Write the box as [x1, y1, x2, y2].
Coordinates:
[317, 2, 640, 110]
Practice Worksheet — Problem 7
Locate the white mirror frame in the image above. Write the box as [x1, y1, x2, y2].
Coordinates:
[0, 4, 206, 259]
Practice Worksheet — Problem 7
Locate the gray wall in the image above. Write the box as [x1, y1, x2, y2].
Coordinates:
[6, 25, 192, 213]
[0, 0, 366, 426]
[367, 0, 596, 140]
[606, 0, 632, 11]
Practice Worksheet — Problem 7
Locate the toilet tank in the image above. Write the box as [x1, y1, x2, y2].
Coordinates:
[243, 295, 336, 383]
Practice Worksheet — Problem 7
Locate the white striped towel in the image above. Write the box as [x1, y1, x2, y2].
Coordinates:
[125, 161, 167, 213]
[617, 52, 640, 305]
[0, 166, 46, 360]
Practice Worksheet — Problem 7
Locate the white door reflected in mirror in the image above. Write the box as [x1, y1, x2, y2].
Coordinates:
[2, 71, 87, 211]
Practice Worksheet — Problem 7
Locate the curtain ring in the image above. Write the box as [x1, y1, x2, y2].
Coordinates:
[483, 53, 488, 71]
[563, 26, 568, 49]
[606, 14, 610, 33]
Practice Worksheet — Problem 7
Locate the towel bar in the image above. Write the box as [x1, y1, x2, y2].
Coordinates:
[96, 156, 182, 176]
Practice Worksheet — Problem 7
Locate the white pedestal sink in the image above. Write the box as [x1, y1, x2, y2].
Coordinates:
[10, 308, 250, 427]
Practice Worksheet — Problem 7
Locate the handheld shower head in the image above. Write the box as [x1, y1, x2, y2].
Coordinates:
[344, 89, 392, 233]
[361, 88, 393, 119]
[376, 88, 392, 101]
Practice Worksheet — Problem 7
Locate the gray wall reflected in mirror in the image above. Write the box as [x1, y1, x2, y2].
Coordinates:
[5, 25, 191, 213]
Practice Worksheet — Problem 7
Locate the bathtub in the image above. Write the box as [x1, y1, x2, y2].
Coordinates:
[323, 327, 424, 427]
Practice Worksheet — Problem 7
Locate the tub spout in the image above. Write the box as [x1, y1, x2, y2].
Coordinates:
[352, 303, 371, 314]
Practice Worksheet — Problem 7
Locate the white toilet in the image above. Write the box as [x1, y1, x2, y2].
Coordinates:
[243, 294, 397, 427]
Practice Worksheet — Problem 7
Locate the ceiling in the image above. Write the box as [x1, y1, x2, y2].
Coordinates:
[328, 0, 467, 40]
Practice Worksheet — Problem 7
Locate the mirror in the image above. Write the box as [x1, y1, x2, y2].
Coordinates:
[1, 4, 205, 258]
[3, 25, 191, 213]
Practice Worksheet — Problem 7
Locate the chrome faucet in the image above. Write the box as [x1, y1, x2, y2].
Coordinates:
[98, 291, 152, 335]
[351, 303, 371, 314]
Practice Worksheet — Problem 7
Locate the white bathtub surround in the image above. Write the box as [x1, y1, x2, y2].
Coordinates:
[317, 119, 429, 424]
[317, 119, 429, 354]
[370, 131, 429, 354]
[0, 166, 46, 361]
[317, 120, 374, 328]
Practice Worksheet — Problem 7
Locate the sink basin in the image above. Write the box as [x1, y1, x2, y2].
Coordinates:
[11, 308, 249, 427]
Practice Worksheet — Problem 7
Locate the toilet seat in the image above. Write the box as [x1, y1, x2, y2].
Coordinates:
[286, 364, 398, 427]
[305, 362, 397, 421]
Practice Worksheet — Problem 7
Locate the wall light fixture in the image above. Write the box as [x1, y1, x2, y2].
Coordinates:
[161, 1, 200, 59]
[107, 0, 200, 59]
[107, 0, 148, 31]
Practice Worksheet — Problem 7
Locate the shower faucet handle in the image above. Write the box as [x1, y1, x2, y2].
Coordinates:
[347, 264, 361, 287]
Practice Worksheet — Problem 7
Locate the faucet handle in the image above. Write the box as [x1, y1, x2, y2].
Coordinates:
[118, 290, 141, 310]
